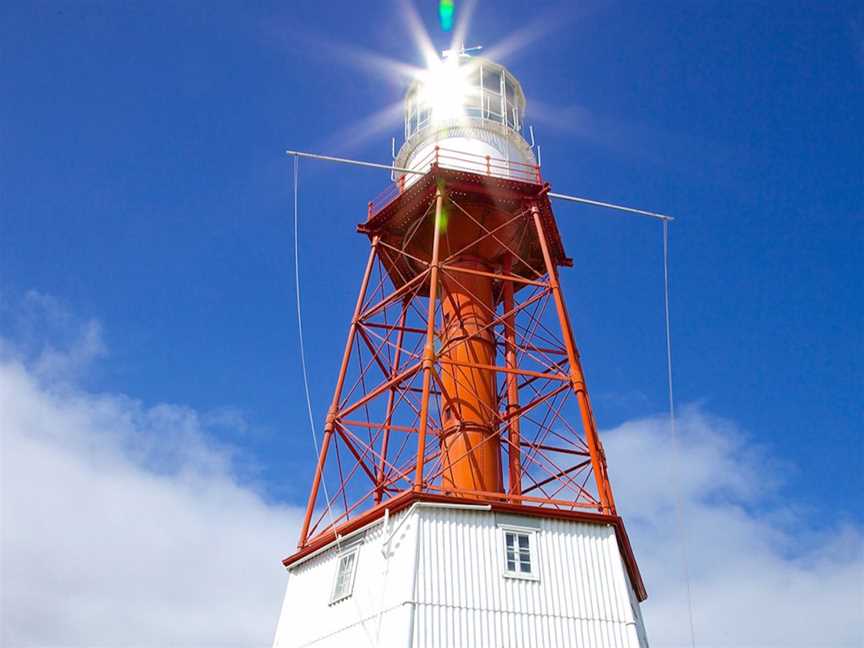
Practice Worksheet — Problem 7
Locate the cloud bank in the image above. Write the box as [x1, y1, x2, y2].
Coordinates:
[1, 293, 861, 647]
[1, 294, 301, 648]
[605, 412, 863, 647]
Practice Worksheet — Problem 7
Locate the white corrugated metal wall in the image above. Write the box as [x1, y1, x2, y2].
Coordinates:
[272, 507, 418, 648]
[272, 504, 648, 648]
[412, 507, 647, 648]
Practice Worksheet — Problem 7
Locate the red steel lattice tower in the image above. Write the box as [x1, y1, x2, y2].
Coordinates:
[304, 163, 620, 517]
[274, 52, 649, 648]
[295, 157, 627, 547]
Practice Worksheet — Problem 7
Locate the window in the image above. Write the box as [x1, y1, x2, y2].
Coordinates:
[504, 74, 516, 104]
[417, 105, 431, 131]
[408, 104, 417, 135]
[330, 549, 358, 603]
[507, 106, 518, 130]
[405, 92, 416, 138]
[483, 68, 502, 93]
[484, 94, 502, 123]
[464, 87, 482, 119]
[503, 529, 537, 578]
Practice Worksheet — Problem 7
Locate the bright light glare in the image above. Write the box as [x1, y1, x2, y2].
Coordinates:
[417, 57, 469, 123]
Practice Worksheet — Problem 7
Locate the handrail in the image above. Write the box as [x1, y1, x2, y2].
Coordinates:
[435, 146, 538, 169]
[368, 146, 542, 218]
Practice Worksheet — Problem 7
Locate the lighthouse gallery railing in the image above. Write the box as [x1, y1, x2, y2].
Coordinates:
[368, 146, 542, 218]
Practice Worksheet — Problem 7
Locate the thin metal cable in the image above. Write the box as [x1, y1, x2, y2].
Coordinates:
[663, 220, 697, 648]
[293, 163, 373, 648]
[292, 155, 338, 536]
[293, 163, 376, 646]
[293, 155, 320, 458]
[285, 148, 673, 222]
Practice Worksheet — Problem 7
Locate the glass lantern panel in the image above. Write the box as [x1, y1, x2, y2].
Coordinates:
[466, 65, 481, 91]
[504, 74, 516, 103]
[483, 67, 502, 93]
[417, 105, 431, 131]
[464, 86, 482, 119]
[406, 95, 416, 136]
[485, 94, 503, 122]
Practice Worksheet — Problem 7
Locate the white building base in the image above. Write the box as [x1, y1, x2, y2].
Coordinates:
[272, 503, 648, 648]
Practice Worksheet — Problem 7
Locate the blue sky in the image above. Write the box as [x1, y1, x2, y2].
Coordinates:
[2, 2, 863, 645]
[3, 0, 862, 536]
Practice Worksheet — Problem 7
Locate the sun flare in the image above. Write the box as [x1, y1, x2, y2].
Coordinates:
[416, 55, 470, 123]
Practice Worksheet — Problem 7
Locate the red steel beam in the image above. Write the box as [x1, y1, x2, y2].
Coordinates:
[298, 237, 379, 547]
[531, 203, 617, 514]
[413, 186, 444, 491]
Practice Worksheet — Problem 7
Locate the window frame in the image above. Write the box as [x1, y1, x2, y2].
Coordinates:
[329, 546, 360, 604]
[500, 526, 540, 581]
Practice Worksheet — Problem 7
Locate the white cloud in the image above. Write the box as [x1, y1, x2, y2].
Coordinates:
[1, 294, 861, 648]
[0, 290, 107, 384]
[0, 299, 302, 648]
[605, 410, 864, 648]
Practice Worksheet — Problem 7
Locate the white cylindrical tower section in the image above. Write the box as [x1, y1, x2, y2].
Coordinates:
[394, 55, 536, 182]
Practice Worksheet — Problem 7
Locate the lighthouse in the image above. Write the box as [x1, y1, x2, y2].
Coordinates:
[273, 50, 650, 647]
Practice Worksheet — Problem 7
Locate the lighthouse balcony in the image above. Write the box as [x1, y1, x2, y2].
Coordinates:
[359, 157, 569, 298]
[369, 145, 543, 220]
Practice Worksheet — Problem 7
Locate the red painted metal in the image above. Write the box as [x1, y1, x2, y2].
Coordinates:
[297, 163, 623, 560]
[413, 186, 444, 492]
[297, 238, 379, 547]
[502, 254, 522, 498]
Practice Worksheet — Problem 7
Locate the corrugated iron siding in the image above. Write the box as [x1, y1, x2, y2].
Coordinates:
[272, 505, 647, 648]
[412, 507, 646, 648]
[273, 508, 417, 648]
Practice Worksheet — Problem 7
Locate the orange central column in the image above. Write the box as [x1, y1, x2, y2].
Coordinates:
[438, 258, 503, 494]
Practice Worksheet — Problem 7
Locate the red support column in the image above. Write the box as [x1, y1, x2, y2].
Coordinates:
[530, 204, 617, 514]
[298, 236, 380, 546]
[502, 254, 522, 498]
[413, 186, 445, 491]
